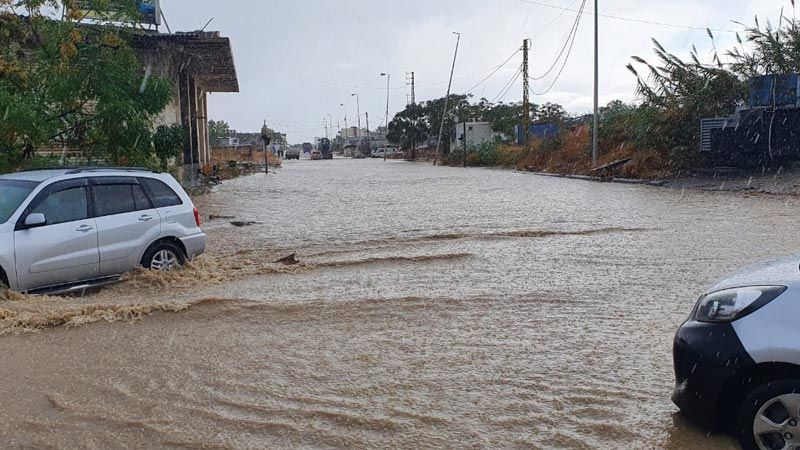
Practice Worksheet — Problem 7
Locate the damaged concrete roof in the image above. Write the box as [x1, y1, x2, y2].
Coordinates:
[131, 31, 239, 93]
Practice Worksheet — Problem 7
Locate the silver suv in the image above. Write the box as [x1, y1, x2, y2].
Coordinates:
[0, 167, 206, 294]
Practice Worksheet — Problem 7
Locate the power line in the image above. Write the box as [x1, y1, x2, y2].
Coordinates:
[519, 0, 738, 33]
[532, 0, 580, 38]
[529, 0, 587, 95]
[530, 0, 587, 80]
[463, 48, 522, 95]
[492, 64, 523, 103]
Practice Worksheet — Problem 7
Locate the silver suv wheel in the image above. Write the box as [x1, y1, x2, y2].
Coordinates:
[150, 249, 180, 271]
[141, 241, 186, 271]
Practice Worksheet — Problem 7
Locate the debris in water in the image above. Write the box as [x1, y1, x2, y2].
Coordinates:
[275, 253, 300, 265]
[230, 221, 260, 227]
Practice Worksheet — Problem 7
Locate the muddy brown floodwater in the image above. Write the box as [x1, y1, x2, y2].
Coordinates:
[4, 158, 800, 449]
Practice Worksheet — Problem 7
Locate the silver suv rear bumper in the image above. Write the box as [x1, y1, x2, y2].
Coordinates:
[180, 232, 207, 260]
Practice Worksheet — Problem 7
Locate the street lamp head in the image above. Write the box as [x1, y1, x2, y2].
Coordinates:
[380, 73, 387, 77]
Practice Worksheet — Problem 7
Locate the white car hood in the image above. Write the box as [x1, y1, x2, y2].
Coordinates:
[709, 254, 800, 293]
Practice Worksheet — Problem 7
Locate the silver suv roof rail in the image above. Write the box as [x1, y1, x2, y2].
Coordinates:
[17, 166, 159, 174]
[64, 167, 159, 175]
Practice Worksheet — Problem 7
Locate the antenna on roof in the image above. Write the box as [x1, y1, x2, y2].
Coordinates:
[201, 17, 214, 32]
[160, 9, 172, 34]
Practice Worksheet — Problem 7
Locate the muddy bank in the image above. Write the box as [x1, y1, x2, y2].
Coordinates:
[524, 166, 800, 196]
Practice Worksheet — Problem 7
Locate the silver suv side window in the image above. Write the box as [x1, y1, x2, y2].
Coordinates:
[92, 183, 151, 217]
[139, 178, 183, 208]
[29, 184, 90, 226]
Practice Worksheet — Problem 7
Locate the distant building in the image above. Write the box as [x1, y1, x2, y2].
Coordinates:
[451, 121, 500, 149]
[219, 137, 240, 147]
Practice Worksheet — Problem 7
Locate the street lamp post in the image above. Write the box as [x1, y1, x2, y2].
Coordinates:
[339, 103, 348, 138]
[351, 94, 361, 135]
[351, 93, 361, 158]
[380, 73, 390, 161]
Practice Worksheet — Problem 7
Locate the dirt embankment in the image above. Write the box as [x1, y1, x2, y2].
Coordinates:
[511, 125, 800, 196]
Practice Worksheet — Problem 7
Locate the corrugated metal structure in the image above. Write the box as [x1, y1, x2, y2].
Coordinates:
[701, 74, 800, 167]
[515, 124, 559, 145]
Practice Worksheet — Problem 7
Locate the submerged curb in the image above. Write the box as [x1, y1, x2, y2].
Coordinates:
[524, 171, 666, 187]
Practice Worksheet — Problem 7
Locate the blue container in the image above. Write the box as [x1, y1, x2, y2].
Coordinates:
[515, 124, 559, 145]
[749, 74, 799, 108]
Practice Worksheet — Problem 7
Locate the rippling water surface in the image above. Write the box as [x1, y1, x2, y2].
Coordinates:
[4, 158, 799, 448]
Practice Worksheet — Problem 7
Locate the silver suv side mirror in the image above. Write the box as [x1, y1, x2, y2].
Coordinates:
[24, 213, 47, 228]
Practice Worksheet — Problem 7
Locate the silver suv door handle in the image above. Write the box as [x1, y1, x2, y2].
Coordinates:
[139, 215, 154, 222]
[76, 225, 94, 232]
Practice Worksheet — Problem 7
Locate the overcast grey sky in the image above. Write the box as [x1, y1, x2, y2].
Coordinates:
[162, 0, 790, 143]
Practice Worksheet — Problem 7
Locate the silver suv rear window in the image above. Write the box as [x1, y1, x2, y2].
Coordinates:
[139, 178, 183, 208]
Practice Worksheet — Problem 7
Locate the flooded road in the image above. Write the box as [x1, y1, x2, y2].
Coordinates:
[3, 158, 798, 448]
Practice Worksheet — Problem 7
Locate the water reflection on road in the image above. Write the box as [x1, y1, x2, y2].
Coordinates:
[5, 158, 795, 448]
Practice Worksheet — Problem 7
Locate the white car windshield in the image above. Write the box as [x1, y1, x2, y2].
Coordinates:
[0, 180, 38, 224]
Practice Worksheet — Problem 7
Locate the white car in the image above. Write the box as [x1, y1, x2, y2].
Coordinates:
[673, 255, 800, 449]
[0, 167, 206, 294]
[371, 147, 402, 158]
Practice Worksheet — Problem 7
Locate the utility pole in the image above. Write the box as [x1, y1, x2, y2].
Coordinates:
[592, 0, 599, 167]
[380, 73, 390, 161]
[523, 39, 531, 156]
[324, 117, 328, 139]
[261, 120, 270, 175]
[406, 71, 416, 105]
[463, 121, 467, 168]
[352, 93, 361, 157]
[366, 111, 370, 153]
[434, 31, 461, 166]
[411, 72, 415, 105]
[340, 103, 348, 139]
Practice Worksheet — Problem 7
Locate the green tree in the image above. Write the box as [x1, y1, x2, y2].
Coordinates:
[387, 103, 429, 158]
[534, 102, 568, 125]
[484, 102, 523, 139]
[152, 124, 186, 170]
[208, 119, 236, 146]
[627, 38, 746, 157]
[0, 0, 171, 171]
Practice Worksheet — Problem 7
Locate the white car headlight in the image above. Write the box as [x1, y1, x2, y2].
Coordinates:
[695, 286, 786, 323]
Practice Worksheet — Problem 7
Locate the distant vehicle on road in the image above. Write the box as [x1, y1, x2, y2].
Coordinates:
[673, 256, 800, 449]
[318, 138, 333, 159]
[285, 147, 301, 160]
[302, 142, 313, 154]
[310, 150, 323, 160]
[0, 167, 206, 294]
[370, 147, 402, 158]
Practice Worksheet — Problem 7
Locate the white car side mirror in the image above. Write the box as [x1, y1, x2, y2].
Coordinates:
[24, 213, 47, 227]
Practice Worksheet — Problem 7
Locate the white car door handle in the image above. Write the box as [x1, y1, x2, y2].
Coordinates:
[139, 215, 154, 222]
[76, 225, 94, 232]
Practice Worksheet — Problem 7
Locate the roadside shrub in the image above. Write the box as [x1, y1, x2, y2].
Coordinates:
[473, 141, 499, 166]
[496, 145, 525, 167]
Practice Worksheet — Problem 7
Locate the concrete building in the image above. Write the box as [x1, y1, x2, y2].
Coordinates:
[451, 121, 499, 149]
[131, 31, 239, 180]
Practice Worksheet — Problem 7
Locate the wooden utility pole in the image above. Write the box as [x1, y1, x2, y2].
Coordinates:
[522, 39, 531, 155]
[592, 0, 599, 166]
[433, 32, 461, 166]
